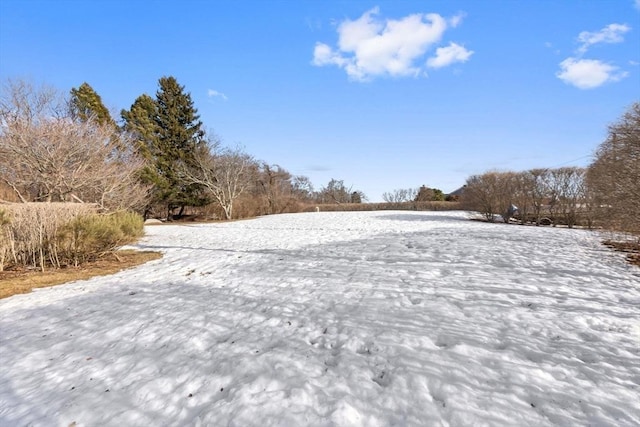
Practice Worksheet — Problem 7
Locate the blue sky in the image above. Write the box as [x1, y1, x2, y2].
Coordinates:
[1, 0, 639, 201]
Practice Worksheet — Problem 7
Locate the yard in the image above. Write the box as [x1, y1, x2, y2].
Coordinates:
[1, 211, 638, 426]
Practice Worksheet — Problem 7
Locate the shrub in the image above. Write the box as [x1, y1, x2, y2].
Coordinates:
[0, 203, 144, 271]
[1, 203, 95, 271]
[58, 211, 144, 266]
[0, 208, 11, 271]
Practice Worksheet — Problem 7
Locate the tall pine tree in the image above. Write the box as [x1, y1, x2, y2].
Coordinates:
[121, 94, 164, 215]
[122, 76, 208, 218]
[69, 82, 115, 127]
[155, 76, 208, 216]
[121, 94, 158, 161]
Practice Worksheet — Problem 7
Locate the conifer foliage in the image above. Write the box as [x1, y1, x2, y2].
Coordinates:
[122, 76, 208, 218]
[69, 82, 115, 128]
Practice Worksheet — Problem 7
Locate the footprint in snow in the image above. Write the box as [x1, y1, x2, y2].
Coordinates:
[372, 370, 390, 387]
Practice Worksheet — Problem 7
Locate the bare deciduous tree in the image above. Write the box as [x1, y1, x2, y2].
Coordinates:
[182, 144, 257, 220]
[382, 188, 417, 203]
[527, 169, 550, 225]
[291, 176, 314, 202]
[0, 79, 149, 211]
[461, 171, 517, 222]
[258, 163, 295, 214]
[587, 102, 640, 234]
[462, 167, 591, 227]
[549, 167, 586, 228]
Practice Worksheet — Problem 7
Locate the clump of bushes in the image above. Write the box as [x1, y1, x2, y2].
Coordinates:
[0, 203, 144, 272]
[58, 211, 144, 266]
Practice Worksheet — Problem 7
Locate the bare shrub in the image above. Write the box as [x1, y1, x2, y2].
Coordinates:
[0, 203, 143, 271]
[0, 208, 11, 271]
[1, 203, 95, 271]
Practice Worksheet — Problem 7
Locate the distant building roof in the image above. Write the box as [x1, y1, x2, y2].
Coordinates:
[447, 185, 466, 197]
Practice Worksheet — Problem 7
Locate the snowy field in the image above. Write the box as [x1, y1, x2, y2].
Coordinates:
[1, 211, 639, 427]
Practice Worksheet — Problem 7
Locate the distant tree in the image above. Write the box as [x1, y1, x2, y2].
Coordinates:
[258, 163, 295, 214]
[69, 82, 116, 128]
[461, 174, 494, 221]
[415, 186, 434, 202]
[527, 168, 550, 225]
[316, 179, 366, 204]
[587, 102, 640, 234]
[317, 179, 348, 204]
[415, 186, 445, 202]
[382, 188, 417, 203]
[291, 176, 314, 202]
[181, 143, 257, 220]
[461, 171, 517, 222]
[549, 167, 585, 228]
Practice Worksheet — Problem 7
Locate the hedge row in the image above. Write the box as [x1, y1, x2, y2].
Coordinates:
[0, 203, 143, 272]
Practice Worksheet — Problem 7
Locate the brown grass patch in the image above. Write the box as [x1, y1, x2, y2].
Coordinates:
[0, 250, 162, 299]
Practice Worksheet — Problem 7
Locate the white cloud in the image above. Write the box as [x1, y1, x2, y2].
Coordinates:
[312, 42, 347, 67]
[207, 89, 227, 101]
[449, 12, 466, 28]
[556, 57, 628, 89]
[635, 0, 640, 11]
[427, 42, 474, 68]
[577, 23, 631, 54]
[312, 7, 470, 81]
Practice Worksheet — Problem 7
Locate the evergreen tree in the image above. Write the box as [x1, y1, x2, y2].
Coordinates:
[154, 76, 208, 215]
[121, 94, 164, 214]
[121, 94, 158, 160]
[69, 82, 115, 127]
[121, 76, 209, 218]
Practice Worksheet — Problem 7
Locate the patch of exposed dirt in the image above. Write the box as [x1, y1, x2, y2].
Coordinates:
[0, 250, 162, 299]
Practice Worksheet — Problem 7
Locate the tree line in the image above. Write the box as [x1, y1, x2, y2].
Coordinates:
[459, 102, 639, 235]
[0, 77, 367, 220]
[1, 77, 636, 236]
[382, 186, 447, 203]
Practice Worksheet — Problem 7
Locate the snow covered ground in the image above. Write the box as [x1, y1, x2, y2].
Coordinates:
[1, 211, 639, 427]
